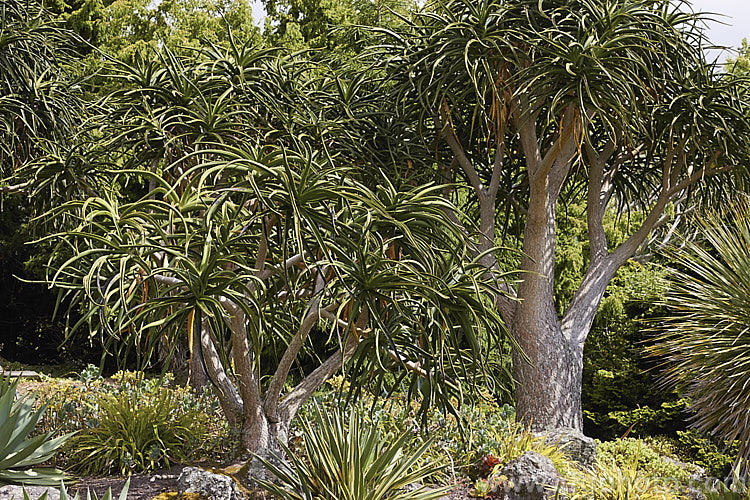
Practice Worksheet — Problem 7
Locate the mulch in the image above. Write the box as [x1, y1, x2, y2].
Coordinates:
[69, 466, 476, 499]
[68, 466, 182, 500]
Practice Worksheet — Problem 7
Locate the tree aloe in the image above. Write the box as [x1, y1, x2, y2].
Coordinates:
[372, 0, 750, 430]
[30, 45, 513, 454]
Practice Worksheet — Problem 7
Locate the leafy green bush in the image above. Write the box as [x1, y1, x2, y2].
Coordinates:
[676, 430, 737, 479]
[257, 404, 451, 500]
[596, 438, 693, 485]
[67, 387, 207, 474]
[0, 376, 70, 486]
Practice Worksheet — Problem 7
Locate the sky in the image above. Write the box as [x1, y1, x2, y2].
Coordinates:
[249, 0, 749, 60]
[688, 0, 749, 61]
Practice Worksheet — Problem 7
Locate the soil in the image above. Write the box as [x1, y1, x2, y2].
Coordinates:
[69, 466, 182, 500]
[69, 468, 476, 499]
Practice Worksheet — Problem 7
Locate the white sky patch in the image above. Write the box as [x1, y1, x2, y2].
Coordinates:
[685, 0, 750, 62]
[251, 0, 265, 29]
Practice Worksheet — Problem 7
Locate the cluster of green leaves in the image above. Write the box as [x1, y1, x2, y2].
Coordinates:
[726, 38, 750, 76]
[675, 430, 738, 479]
[0, 376, 70, 486]
[0, 0, 86, 171]
[596, 438, 696, 486]
[262, 0, 416, 51]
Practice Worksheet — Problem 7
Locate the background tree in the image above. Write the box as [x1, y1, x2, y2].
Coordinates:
[726, 38, 750, 76]
[261, 0, 416, 50]
[374, 0, 750, 430]
[0, 0, 95, 363]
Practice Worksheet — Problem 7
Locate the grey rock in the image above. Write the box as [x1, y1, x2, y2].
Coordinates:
[535, 427, 596, 469]
[178, 466, 242, 500]
[0, 485, 61, 500]
[498, 451, 566, 500]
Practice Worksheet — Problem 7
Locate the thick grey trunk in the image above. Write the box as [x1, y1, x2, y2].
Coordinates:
[511, 178, 584, 429]
[512, 320, 583, 430]
[512, 112, 582, 430]
[241, 411, 290, 453]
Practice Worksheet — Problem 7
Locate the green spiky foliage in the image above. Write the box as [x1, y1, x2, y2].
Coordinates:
[0, 0, 86, 177]
[648, 199, 750, 473]
[0, 376, 69, 486]
[25, 42, 514, 453]
[256, 404, 451, 500]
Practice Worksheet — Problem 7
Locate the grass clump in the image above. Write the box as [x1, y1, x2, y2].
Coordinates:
[566, 460, 677, 500]
[68, 388, 207, 474]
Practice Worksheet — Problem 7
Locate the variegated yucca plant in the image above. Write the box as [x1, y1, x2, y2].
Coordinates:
[12, 479, 130, 500]
[256, 404, 452, 500]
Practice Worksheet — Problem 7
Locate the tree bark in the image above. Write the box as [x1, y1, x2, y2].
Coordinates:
[511, 323, 583, 430]
[511, 171, 584, 430]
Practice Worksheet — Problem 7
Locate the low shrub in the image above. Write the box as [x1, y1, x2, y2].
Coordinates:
[67, 387, 207, 474]
[676, 430, 737, 479]
[597, 438, 694, 485]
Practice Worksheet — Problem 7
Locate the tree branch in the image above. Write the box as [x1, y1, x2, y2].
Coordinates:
[585, 138, 616, 263]
[513, 94, 542, 177]
[264, 277, 333, 418]
[438, 112, 485, 195]
[199, 319, 243, 426]
[278, 307, 369, 422]
[0, 181, 30, 194]
[488, 140, 506, 200]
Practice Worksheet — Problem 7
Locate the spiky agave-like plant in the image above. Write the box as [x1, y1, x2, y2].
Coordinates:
[648, 198, 750, 473]
[0, 376, 70, 486]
